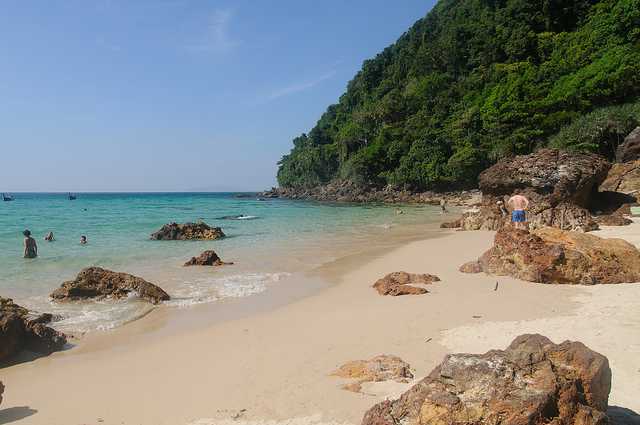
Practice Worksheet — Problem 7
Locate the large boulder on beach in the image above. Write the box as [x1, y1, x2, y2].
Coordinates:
[373, 272, 440, 296]
[150, 222, 225, 240]
[184, 250, 233, 267]
[600, 160, 640, 196]
[479, 149, 611, 206]
[0, 297, 67, 363]
[362, 334, 611, 425]
[615, 126, 640, 163]
[51, 267, 170, 304]
[332, 355, 413, 393]
[444, 149, 611, 232]
[460, 227, 640, 284]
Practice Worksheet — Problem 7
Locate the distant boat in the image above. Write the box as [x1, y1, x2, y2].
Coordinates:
[68, 193, 77, 200]
[2, 193, 14, 201]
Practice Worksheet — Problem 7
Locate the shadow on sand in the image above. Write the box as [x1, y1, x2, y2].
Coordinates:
[609, 406, 640, 425]
[0, 406, 38, 424]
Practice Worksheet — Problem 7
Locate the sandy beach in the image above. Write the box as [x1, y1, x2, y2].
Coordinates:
[1, 221, 639, 425]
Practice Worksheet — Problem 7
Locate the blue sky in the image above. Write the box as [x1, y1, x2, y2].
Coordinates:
[0, 0, 436, 192]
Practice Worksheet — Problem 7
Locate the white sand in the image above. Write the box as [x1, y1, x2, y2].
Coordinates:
[1, 224, 639, 424]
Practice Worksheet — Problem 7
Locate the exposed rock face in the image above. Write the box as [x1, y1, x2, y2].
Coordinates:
[332, 355, 413, 393]
[184, 250, 233, 266]
[594, 214, 632, 226]
[0, 297, 67, 363]
[615, 126, 640, 163]
[600, 160, 640, 195]
[150, 222, 225, 240]
[373, 272, 440, 296]
[465, 227, 640, 284]
[51, 267, 170, 304]
[444, 149, 610, 232]
[262, 183, 481, 206]
[362, 334, 611, 425]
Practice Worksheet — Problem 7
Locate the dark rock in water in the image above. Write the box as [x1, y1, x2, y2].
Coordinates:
[464, 227, 640, 284]
[184, 250, 233, 266]
[150, 222, 225, 240]
[0, 297, 67, 363]
[51, 267, 170, 304]
[361, 334, 611, 425]
[373, 272, 440, 296]
[615, 126, 640, 163]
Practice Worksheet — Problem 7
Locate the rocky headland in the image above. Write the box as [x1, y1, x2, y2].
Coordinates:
[51, 267, 170, 304]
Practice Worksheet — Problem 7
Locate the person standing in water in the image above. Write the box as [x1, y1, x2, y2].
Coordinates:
[507, 193, 530, 230]
[44, 231, 55, 241]
[439, 198, 447, 213]
[80, 235, 87, 245]
[23, 230, 38, 258]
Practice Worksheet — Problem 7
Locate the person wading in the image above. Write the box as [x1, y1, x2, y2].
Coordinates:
[23, 229, 38, 258]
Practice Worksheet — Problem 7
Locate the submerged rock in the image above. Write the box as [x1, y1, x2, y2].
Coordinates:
[332, 355, 413, 393]
[184, 250, 233, 266]
[0, 297, 67, 363]
[51, 267, 170, 304]
[150, 222, 225, 240]
[373, 272, 440, 296]
[615, 126, 640, 163]
[362, 334, 611, 425]
[464, 227, 640, 284]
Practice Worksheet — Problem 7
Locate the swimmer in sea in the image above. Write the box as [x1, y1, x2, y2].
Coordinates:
[44, 231, 55, 241]
[23, 229, 38, 258]
[80, 235, 88, 245]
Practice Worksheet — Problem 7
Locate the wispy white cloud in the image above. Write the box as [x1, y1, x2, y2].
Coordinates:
[261, 70, 337, 103]
[186, 9, 239, 54]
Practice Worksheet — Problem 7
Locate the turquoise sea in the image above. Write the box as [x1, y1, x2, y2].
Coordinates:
[0, 193, 443, 333]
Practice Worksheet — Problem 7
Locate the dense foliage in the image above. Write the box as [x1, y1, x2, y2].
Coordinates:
[277, 0, 640, 190]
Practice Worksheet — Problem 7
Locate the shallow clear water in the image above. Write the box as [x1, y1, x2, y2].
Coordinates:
[0, 193, 442, 332]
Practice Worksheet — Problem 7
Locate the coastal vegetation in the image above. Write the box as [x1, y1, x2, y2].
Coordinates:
[277, 0, 640, 191]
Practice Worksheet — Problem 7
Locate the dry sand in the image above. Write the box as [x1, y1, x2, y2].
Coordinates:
[1, 223, 639, 425]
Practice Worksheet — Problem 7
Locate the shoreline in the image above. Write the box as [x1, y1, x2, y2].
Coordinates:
[1, 220, 639, 424]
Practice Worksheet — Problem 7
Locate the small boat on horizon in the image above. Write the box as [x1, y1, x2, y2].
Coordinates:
[68, 193, 77, 200]
[2, 193, 14, 201]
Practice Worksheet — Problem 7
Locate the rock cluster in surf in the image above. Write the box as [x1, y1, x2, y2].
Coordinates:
[184, 250, 233, 267]
[332, 355, 413, 393]
[460, 227, 640, 285]
[373, 272, 440, 296]
[0, 297, 67, 363]
[50, 267, 170, 304]
[150, 222, 225, 240]
[362, 334, 611, 425]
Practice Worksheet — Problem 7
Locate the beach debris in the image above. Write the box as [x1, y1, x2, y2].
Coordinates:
[494, 281, 499, 291]
[362, 334, 611, 425]
[331, 355, 413, 393]
[472, 315, 482, 319]
[373, 272, 440, 296]
[0, 380, 3, 407]
[150, 222, 225, 240]
[462, 227, 640, 285]
[425, 338, 432, 343]
[184, 250, 233, 267]
[50, 267, 170, 304]
[0, 297, 67, 363]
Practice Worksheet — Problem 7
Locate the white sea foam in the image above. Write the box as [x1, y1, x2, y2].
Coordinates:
[166, 272, 291, 308]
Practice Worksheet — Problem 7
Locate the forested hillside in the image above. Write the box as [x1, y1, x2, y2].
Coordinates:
[277, 0, 640, 191]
